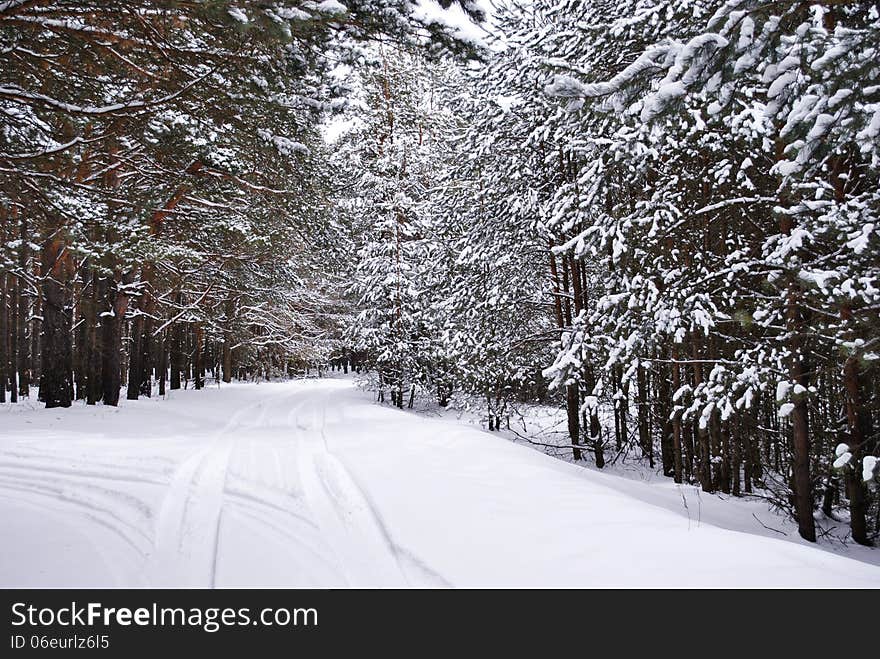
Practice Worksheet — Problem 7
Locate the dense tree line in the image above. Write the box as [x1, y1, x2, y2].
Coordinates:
[0, 1, 482, 404]
[539, 0, 880, 546]
[343, 1, 880, 546]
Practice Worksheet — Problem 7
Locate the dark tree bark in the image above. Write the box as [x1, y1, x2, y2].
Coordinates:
[843, 356, 871, 545]
[40, 234, 73, 409]
[548, 250, 565, 330]
[790, 345, 816, 542]
[566, 382, 582, 461]
[691, 340, 712, 492]
[774, 132, 816, 542]
[560, 256, 572, 327]
[637, 364, 653, 467]
[170, 324, 182, 390]
[0, 210, 7, 404]
[671, 345, 683, 483]
[718, 419, 731, 494]
[703, 344, 726, 492]
[85, 265, 100, 406]
[222, 296, 234, 383]
[74, 273, 87, 400]
[732, 415, 742, 496]
[139, 310, 154, 397]
[613, 364, 627, 451]
[743, 412, 754, 494]
[585, 367, 604, 468]
[657, 364, 674, 477]
[194, 322, 204, 390]
[170, 288, 182, 390]
[30, 265, 41, 391]
[17, 211, 29, 398]
[9, 260, 18, 404]
[157, 331, 167, 397]
[126, 307, 144, 401]
[703, 413, 722, 484]
[100, 272, 131, 407]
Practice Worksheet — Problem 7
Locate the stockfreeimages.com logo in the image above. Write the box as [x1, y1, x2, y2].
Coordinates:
[11, 602, 318, 633]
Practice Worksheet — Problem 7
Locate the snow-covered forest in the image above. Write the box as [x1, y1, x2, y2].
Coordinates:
[1, 0, 880, 579]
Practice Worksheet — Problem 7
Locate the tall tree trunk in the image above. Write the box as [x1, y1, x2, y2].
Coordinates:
[86, 264, 100, 406]
[719, 419, 731, 494]
[9, 261, 18, 404]
[194, 322, 204, 390]
[170, 325, 182, 390]
[99, 142, 123, 406]
[732, 415, 742, 496]
[140, 311, 154, 397]
[611, 364, 626, 451]
[17, 211, 29, 398]
[637, 363, 653, 467]
[776, 133, 816, 542]
[787, 280, 815, 541]
[692, 338, 712, 492]
[548, 249, 565, 329]
[30, 263, 41, 392]
[40, 234, 73, 409]
[0, 208, 7, 404]
[550, 249, 581, 459]
[566, 382, 582, 461]
[126, 307, 143, 401]
[560, 256, 572, 327]
[657, 364, 674, 477]
[585, 367, 604, 468]
[157, 331, 167, 397]
[222, 296, 234, 383]
[843, 356, 871, 545]
[74, 273, 86, 400]
[100, 272, 131, 407]
[790, 341, 815, 542]
[671, 345, 683, 483]
[706, 411, 724, 490]
[170, 288, 182, 390]
[707, 362, 725, 491]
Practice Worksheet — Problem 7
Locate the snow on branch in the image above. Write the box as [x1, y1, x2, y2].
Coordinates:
[0, 70, 213, 117]
[544, 44, 671, 100]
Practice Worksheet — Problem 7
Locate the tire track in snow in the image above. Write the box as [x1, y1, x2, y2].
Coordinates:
[224, 495, 344, 577]
[213, 388, 358, 586]
[0, 493, 146, 587]
[0, 461, 157, 561]
[392, 544, 452, 588]
[290, 393, 410, 587]
[147, 399, 260, 586]
[1, 380, 444, 587]
[0, 461, 167, 486]
[0, 482, 152, 586]
[0, 446, 166, 586]
[147, 386, 302, 586]
[0, 478, 151, 554]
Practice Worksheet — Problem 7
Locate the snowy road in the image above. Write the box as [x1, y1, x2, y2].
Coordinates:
[1, 378, 879, 587]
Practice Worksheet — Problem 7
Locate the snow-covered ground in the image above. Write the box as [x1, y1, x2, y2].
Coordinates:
[1, 377, 878, 588]
[416, 392, 880, 564]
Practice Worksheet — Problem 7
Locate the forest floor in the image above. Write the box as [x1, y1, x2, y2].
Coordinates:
[1, 376, 878, 587]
